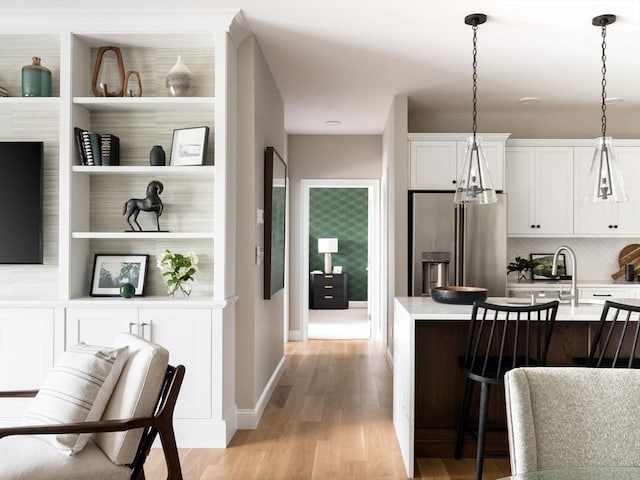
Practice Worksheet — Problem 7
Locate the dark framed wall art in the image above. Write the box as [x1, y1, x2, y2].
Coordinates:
[264, 146, 287, 299]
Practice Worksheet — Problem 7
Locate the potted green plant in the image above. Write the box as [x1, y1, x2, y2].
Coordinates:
[507, 256, 541, 282]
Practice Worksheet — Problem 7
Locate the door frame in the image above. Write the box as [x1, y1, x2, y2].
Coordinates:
[300, 179, 382, 341]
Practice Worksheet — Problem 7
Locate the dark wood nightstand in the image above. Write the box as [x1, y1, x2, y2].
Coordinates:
[309, 273, 348, 309]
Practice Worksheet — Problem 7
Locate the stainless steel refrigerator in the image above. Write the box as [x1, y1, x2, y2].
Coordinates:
[409, 192, 507, 297]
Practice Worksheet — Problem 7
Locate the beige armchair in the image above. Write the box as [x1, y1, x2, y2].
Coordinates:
[0, 333, 184, 480]
[504, 367, 640, 475]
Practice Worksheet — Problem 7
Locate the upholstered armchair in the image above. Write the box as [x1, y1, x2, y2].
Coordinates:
[0, 333, 184, 480]
[504, 367, 640, 475]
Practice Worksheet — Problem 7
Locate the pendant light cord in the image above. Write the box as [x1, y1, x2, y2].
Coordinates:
[471, 23, 478, 141]
[600, 23, 608, 138]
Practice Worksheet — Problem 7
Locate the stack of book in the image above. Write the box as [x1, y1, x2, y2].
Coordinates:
[74, 127, 120, 166]
[0, 86, 8, 97]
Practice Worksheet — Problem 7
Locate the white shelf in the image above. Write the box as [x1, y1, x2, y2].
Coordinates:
[72, 165, 215, 175]
[0, 97, 59, 111]
[72, 232, 215, 240]
[73, 96, 215, 111]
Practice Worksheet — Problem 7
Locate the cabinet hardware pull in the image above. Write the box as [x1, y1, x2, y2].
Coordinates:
[323, 285, 333, 289]
[324, 295, 333, 299]
[324, 274, 333, 278]
[592, 294, 612, 297]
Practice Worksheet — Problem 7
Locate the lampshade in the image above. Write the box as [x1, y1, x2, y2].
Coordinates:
[318, 238, 338, 253]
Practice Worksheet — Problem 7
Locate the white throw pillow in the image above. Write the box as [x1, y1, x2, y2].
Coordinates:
[23, 342, 129, 456]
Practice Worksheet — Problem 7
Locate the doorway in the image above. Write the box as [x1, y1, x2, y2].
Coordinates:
[301, 179, 381, 341]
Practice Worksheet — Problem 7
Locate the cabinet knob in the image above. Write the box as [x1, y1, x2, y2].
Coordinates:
[614, 225, 618, 229]
[452, 180, 457, 184]
[609, 225, 613, 228]
[536, 225, 541, 229]
[531, 225, 535, 229]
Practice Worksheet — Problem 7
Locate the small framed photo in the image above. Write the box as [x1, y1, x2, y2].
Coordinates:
[170, 126, 209, 166]
[91, 254, 149, 297]
[332, 265, 343, 274]
[530, 253, 569, 281]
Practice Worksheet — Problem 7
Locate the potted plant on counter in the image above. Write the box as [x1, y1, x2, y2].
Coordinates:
[507, 256, 541, 282]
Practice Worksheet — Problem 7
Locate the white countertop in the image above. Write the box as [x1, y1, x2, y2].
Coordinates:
[394, 296, 640, 321]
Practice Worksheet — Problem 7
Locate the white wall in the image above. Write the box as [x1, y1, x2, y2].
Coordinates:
[235, 35, 286, 420]
[383, 95, 408, 359]
[287, 135, 382, 336]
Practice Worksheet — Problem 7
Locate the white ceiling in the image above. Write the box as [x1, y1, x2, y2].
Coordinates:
[14, 0, 640, 135]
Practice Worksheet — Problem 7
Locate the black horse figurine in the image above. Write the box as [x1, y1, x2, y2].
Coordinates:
[123, 180, 165, 231]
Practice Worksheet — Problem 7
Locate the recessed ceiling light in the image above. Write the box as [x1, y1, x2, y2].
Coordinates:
[605, 97, 623, 104]
[325, 120, 342, 126]
[518, 97, 540, 105]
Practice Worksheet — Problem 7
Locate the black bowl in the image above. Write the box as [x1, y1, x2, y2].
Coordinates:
[430, 286, 488, 305]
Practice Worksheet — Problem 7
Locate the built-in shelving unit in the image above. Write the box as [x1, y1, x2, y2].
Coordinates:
[0, 9, 247, 448]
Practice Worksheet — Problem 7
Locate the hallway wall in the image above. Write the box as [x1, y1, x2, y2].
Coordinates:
[287, 135, 382, 338]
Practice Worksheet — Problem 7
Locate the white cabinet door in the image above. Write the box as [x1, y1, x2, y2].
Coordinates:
[66, 308, 139, 346]
[0, 309, 55, 423]
[0, 309, 54, 389]
[506, 146, 573, 236]
[139, 308, 212, 419]
[506, 147, 536, 235]
[613, 147, 640, 236]
[535, 147, 573, 235]
[410, 141, 458, 190]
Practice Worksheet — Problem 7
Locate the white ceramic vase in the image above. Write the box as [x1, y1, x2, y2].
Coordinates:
[166, 55, 193, 97]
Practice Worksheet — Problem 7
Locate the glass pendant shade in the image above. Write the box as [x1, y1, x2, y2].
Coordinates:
[454, 136, 497, 204]
[587, 136, 628, 203]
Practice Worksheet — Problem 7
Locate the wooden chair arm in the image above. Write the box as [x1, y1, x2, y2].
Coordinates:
[0, 390, 38, 398]
[0, 415, 155, 440]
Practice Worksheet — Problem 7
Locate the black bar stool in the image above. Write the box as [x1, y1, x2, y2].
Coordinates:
[454, 300, 559, 480]
[577, 300, 640, 368]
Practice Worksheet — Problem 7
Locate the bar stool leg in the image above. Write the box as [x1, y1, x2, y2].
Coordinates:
[475, 381, 491, 480]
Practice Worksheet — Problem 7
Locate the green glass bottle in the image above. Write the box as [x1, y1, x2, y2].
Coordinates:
[22, 56, 52, 97]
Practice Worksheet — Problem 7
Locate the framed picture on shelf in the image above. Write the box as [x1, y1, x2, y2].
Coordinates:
[169, 126, 209, 166]
[332, 266, 343, 274]
[91, 254, 149, 297]
[530, 253, 569, 281]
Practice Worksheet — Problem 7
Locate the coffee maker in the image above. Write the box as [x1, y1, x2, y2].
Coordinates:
[421, 251, 450, 296]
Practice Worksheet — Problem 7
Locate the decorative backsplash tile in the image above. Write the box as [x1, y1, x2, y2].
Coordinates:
[508, 238, 640, 281]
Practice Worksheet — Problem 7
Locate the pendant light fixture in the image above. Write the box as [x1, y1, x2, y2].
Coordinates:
[587, 14, 628, 203]
[454, 13, 497, 205]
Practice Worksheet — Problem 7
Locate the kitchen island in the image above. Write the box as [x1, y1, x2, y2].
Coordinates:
[392, 296, 635, 478]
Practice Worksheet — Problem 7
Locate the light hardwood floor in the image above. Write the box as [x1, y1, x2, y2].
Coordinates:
[144, 339, 511, 479]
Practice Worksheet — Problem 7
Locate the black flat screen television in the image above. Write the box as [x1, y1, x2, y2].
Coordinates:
[0, 142, 43, 264]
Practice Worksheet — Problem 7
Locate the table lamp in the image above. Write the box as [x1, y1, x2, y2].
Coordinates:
[318, 238, 338, 273]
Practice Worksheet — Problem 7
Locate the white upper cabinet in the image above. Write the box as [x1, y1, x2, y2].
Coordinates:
[574, 145, 640, 236]
[408, 133, 509, 191]
[506, 146, 573, 236]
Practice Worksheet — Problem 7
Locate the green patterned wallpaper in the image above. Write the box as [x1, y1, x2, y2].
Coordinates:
[309, 188, 368, 301]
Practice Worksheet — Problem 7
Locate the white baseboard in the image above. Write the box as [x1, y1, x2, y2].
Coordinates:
[174, 418, 231, 447]
[349, 301, 368, 308]
[236, 355, 286, 429]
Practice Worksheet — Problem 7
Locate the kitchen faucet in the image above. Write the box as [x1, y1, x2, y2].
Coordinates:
[552, 245, 578, 308]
